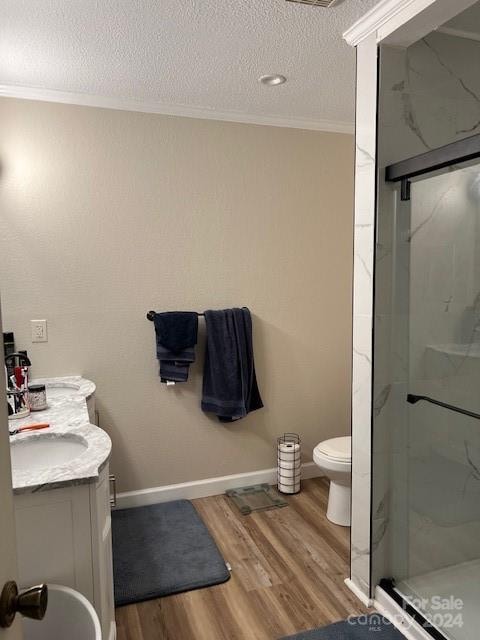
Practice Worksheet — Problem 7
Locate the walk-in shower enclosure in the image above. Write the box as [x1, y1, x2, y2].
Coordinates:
[346, 2, 480, 640]
[375, 13, 480, 640]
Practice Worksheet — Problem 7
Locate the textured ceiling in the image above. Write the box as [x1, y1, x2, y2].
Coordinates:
[0, 0, 377, 128]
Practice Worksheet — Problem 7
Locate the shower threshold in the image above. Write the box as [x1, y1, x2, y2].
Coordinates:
[395, 559, 480, 640]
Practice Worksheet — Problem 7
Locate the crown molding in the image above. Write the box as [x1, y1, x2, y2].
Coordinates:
[343, 0, 479, 48]
[0, 84, 354, 134]
[343, 0, 419, 46]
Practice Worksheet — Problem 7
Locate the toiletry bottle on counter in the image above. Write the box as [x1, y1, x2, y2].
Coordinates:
[28, 384, 47, 411]
[5, 352, 31, 420]
[3, 332, 15, 381]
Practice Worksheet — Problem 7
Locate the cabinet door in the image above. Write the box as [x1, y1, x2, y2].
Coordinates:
[14, 485, 93, 601]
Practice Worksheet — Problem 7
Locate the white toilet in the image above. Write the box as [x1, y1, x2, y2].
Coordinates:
[313, 436, 351, 527]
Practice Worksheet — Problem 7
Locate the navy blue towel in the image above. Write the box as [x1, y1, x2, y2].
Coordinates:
[202, 308, 263, 422]
[153, 312, 198, 383]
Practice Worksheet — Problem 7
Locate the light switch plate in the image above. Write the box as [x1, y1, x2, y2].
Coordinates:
[31, 319, 48, 343]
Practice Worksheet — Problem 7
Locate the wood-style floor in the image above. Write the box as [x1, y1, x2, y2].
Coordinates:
[115, 478, 365, 640]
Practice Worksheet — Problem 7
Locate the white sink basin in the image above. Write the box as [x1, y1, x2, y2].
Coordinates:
[43, 382, 83, 399]
[29, 377, 96, 401]
[22, 584, 102, 640]
[10, 435, 88, 473]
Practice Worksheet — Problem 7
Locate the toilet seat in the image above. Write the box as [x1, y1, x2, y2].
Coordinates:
[314, 436, 351, 463]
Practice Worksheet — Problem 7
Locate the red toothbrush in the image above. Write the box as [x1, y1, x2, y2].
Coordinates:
[9, 423, 50, 436]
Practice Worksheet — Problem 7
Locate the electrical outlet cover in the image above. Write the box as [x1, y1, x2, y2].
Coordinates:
[31, 319, 48, 343]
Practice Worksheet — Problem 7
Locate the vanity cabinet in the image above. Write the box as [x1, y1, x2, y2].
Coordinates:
[14, 464, 116, 640]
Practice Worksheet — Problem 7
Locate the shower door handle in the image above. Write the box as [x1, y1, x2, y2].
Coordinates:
[407, 394, 480, 420]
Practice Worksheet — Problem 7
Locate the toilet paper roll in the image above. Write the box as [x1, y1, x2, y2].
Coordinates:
[278, 460, 300, 470]
[278, 443, 301, 469]
[278, 442, 300, 454]
[278, 480, 301, 494]
[278, 472, 301, 493]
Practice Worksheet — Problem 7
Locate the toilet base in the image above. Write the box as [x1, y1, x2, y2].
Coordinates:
[326, 481, 351, 527]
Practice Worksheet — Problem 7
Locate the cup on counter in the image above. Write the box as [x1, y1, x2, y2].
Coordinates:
[7, 388, 30, 420]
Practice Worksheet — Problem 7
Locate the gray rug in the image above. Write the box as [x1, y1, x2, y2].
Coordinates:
[112, 500, 231, 606]
[280, 615, 405, 639]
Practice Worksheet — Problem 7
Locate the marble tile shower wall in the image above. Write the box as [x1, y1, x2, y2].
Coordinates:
[370, 32, 480, 589]
[350, 34, 378, 598]
[381, 32, 480, 159]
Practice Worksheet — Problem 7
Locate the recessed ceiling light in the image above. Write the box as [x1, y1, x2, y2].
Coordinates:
[259, 74, 287, 86]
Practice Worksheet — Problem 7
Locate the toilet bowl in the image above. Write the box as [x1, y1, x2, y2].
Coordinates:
[313, 436, 351, 527]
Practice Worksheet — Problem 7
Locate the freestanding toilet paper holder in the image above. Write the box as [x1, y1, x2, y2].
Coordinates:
[277, 433, 301, 495]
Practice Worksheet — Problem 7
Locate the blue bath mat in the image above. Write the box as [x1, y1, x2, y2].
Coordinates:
[112, 499, 231, 606]
[280, 615, 404, 639]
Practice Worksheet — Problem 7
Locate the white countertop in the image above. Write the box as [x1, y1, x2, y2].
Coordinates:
[10, 376, 112, 494]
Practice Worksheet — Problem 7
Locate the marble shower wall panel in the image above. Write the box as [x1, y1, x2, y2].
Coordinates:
[382, 31, 480, 165]
[350, 34, 378, 598]
[409, 168, 479, 392]
[406, 32, 480, 147]
[406, 404, 480, 575]
[370, 195, 395, 584]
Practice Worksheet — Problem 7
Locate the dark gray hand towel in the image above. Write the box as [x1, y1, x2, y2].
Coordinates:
[202, 308, 263, 421]
[153, 312, 198, 383]
[159, 361, 191, 383]
[153, 312, 198, 352]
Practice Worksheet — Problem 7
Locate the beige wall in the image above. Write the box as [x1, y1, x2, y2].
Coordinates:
[0, 97, 354, 492]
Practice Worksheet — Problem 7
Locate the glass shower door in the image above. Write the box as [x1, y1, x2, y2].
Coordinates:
[392, 160, 480, 640]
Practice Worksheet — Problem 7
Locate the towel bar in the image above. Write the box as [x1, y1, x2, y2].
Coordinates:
[146, 310, 204, 321]
[407, 394, 480, 420]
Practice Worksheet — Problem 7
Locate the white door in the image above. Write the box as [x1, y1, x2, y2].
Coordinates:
[0, 307, 23, 640]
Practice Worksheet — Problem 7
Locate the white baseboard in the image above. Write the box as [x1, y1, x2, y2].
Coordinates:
[374, 586, 434, 640]
[345, 579, 435, 639]
[344, 578, 374, 607]
[115, 462, 323, 510]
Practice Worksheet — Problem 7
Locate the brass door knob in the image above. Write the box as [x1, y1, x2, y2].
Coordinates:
[0, 581, 48, 628]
